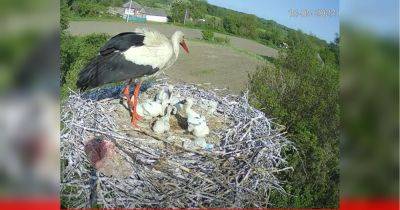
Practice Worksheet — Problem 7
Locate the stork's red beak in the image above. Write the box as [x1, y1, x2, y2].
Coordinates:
[180, 40, 189, 54]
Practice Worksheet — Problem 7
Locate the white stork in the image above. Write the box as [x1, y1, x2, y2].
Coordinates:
[77, 29, 189, 127]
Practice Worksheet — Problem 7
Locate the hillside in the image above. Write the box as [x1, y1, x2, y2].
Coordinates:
[62, 0, 331, 50]
[134, 0, 329, 48]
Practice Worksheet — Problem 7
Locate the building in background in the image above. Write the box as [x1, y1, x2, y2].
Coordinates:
[121, 1, 167, 23]
[144, 7, 168, 23]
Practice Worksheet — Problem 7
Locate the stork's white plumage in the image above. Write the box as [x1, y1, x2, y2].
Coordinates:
[76, 29, 189, 127]
[122, 29, 180, 70]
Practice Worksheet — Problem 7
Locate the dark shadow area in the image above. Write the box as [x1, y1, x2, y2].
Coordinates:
[81, 80, 156, 101]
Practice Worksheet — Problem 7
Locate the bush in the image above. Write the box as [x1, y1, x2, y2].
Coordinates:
[223, 13, 258, 39]
[202, 30, 230, 45]
[70, 1, 107, 17]
[201, 30, 214, 41]
[248, 34, 339, 208]
[204, 15, 223, 31]
[214, 36, 230, 45]
[60, 1, 70, 32]
[61, 33, 110, 99]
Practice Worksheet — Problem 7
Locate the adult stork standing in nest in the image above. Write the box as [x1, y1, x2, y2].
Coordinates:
[76, 29, 189, 127]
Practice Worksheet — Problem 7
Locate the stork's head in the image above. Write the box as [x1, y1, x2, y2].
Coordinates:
[172, 31, 189, 54]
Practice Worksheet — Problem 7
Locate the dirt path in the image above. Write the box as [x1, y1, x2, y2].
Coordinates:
[68, 21, 278, 58]
[68, 21, 273, 93]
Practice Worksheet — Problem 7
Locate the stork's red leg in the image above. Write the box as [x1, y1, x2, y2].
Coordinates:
[122, 85, 130, 103]
[121, 79, 132, 108]
[130, 82, 143, 127]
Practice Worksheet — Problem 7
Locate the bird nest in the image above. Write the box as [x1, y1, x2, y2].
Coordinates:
[60, 81, 294, 208]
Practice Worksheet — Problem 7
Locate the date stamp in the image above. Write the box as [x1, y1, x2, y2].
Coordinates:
[289, 8, 337, 17]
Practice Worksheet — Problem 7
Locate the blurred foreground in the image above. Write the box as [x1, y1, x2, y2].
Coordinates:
[0, 0, 60, 198]
[340, 0, 399, 200]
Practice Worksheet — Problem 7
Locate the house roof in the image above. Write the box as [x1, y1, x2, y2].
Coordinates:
[123, 1, 167, 17]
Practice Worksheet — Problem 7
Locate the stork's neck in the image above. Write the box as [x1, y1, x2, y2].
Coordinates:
[171, 38, 180, 59]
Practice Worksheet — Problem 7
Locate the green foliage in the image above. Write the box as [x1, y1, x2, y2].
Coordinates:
[201, 30, 230, 45]
[190, 0, 207, 20]
[0, 33, 38, 92]
[223, 14, 258, 38]
[258, 25, 286, 47]
[169, 0, 258, 40]
[60, 33, 109, 99]
[60, 1, 70, 32]
[70, 1, 107, 17]
[170, 0, 188, 23]
[135, 0, 171, 8]
[170, 0, 207, 23]
[249, 35, 339, 208]
[214, 36, 230, 44]
[201, 29, 214, 41]
[204, 15, 223, 31]
[65, 0, 124, 7]
[166, 0, 329, 49]
[64, 0, 123, 18]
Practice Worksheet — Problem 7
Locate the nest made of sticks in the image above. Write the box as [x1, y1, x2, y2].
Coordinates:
[60, 81, 294, 208]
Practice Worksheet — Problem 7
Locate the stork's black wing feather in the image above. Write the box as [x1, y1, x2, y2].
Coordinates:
[99, 32, 145, 55]
[76, 52, 159, 90]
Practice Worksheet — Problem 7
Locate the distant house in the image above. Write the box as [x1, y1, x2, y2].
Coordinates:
[122, 1, 167, 23]
[143, 7, 168, 22]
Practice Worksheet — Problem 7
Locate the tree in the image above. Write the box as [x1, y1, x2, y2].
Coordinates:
[170, 0, 207, 23]
[223, 14, 257, 38]
[205, 15, 223, 31]
[170, 0, 188, 23]
[190, 0, 207, 19]
[259, 25, 286, 46]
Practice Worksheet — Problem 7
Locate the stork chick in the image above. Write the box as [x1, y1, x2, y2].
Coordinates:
[152, 105, 173, 134]
[135, 97, 168, 120]
[155, 85, 173, 103]
[185, 98, 210, 138]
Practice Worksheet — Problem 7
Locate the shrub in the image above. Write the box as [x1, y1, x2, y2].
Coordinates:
[204, 15, 223, 31]
[214, 36, 230, 45]
[70, 1, 107, 17]
[201, 30, 214, 41]
[248, 34, 339, 208]
[60, 1, 70, 32]
[61, 33, 110, 99]
[202, 29, 230, 45]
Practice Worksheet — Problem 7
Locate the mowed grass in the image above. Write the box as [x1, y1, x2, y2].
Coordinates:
[166, 40, 265, 93]
[189, 68, 216, 76]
